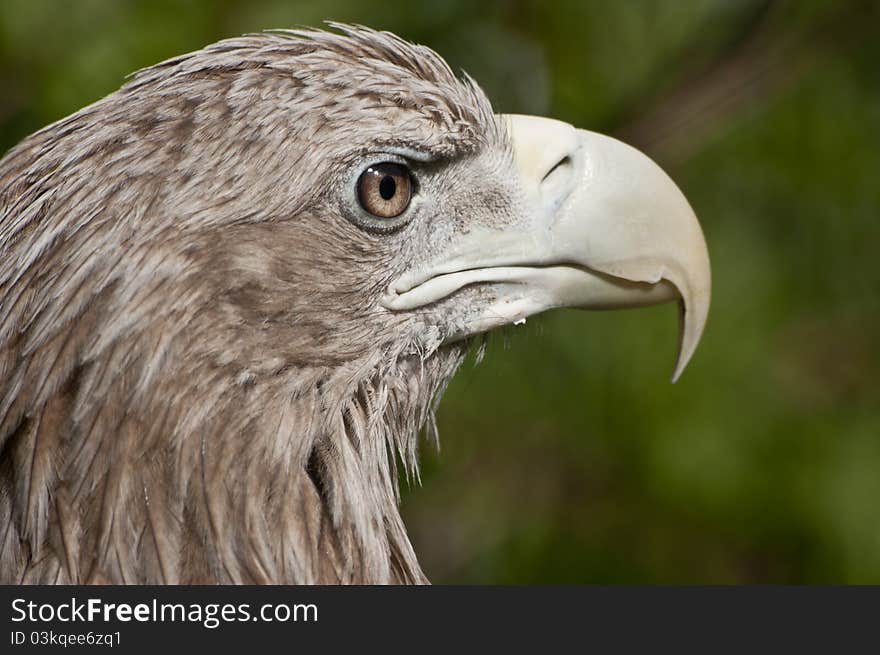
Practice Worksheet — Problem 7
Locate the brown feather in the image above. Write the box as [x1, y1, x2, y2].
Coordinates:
[0, 26, 503, 584]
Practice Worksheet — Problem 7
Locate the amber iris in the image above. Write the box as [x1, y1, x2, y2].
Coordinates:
[356, 163, 413, 218]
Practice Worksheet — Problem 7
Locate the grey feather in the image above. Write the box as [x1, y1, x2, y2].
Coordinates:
[0, 25, 506, 583]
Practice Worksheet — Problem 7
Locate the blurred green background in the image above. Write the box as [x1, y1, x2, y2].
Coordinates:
[2, 0, 878, 583]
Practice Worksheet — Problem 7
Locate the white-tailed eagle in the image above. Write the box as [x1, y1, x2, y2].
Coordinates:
[0, 26, 710, 583]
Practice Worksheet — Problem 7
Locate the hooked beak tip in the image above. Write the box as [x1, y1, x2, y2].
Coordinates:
[670, 281, 710, 383]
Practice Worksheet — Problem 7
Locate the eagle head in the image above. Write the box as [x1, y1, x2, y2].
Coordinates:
[0, 25, 709, 583]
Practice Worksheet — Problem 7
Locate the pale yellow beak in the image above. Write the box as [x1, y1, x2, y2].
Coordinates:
[384, 114, 711, 381]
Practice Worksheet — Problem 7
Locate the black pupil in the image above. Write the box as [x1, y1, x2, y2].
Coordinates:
[379, 175, 396, 201]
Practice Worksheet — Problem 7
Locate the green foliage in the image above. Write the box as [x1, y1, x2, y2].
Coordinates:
[1, 0, 877, 582]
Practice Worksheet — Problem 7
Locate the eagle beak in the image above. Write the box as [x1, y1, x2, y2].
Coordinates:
[383, 114, 711, 382]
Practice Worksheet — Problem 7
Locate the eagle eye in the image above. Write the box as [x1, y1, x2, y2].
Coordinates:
[356, 163, 413, 219]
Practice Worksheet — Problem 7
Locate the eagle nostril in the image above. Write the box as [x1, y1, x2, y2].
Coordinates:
[541, 155, 572, 184]
[539, 154, 574, 206]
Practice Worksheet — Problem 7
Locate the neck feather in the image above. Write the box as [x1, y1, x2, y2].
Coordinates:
[1, 341, 466, 584]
